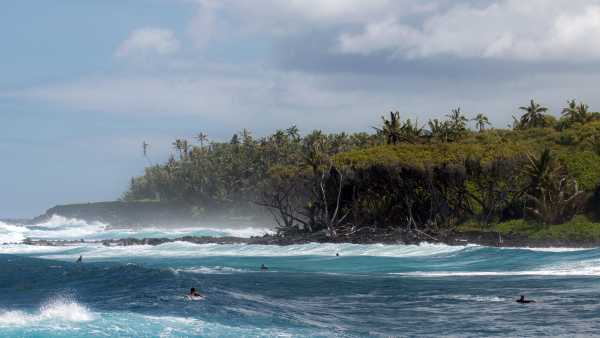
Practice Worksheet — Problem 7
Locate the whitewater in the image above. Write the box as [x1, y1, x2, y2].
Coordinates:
[1, 217, 600, 337]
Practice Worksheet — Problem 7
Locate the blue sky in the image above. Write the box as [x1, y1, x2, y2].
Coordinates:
[3, 0, 600, 217]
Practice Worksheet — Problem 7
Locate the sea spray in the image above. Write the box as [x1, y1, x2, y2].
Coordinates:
[0, 296, 94, 327]
[0, 216, 273, 244]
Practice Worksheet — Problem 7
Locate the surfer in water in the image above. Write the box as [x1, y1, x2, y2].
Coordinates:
[260, 264, 268, 271]
[516, 295, 535, 304]
[76, 255, 83, 263]
[188, 287, 203, 299]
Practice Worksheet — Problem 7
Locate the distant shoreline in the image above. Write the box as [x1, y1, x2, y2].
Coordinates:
[18, 230, 600, 249]
[12, 201, 600, 249]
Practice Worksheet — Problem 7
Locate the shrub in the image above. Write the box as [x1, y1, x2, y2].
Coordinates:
[531, 215, 600, 241]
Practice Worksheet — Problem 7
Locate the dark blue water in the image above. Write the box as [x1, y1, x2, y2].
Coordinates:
[1, 241, 600, 337]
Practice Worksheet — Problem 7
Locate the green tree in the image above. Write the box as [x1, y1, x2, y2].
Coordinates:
[399, 118, 423, 144]
[195, 132, 208, 148]
[172, 139, 189, 160]
[446, 107, 468, 133]
[286, 125, 300, 141]
[517, 100, 549, 129]
[561, 100, 590, 124]
[374, 111, 402, 145]
[522, 148, 559, 196]
[428, 119, 451, 143]
[525, 177, 584, 225]
[472, 113, 490, 132]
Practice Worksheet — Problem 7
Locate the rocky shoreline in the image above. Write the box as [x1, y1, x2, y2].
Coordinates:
[15, 201, 600, 249]
[19, 230, 600, 249]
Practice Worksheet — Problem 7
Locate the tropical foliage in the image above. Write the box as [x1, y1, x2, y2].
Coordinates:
[124, 100, 600, 238]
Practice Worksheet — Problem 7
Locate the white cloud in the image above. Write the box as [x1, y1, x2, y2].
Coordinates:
[338, 19, 421, 56]
[187, 0, 219, 48]
[183, 0, 600, 61]
[10, 72, 344, 118]
[115, 27, 180, 58]
[12, 65, 600, 133]
[186, 0, 438, 38]
[337, 0, 600, 61]
[8, 0, 600, 132]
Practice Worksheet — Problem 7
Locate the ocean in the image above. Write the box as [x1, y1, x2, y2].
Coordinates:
[1, 216, 600, 337]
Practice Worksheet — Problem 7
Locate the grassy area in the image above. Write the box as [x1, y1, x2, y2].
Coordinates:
[531, 216, 600, 241]
[458, 216, 600, 241]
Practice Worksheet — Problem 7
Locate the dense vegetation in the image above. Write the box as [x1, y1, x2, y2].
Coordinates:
[123, 100, 600, 241]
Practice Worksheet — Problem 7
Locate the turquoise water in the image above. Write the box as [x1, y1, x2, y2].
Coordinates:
[1, 218, 600, 337]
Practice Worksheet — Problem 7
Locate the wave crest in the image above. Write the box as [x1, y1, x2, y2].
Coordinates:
[0, 297, 95, 327]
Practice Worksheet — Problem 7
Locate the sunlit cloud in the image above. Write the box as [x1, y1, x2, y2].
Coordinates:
[115, 27, 180, 58]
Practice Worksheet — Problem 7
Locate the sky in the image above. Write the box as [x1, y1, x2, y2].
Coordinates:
[3, 0, 600, 217]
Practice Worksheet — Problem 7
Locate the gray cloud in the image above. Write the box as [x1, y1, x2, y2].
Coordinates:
[9, 0, 600, 132]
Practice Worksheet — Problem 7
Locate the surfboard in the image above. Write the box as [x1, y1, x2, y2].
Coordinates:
[187, 295, 205, 301]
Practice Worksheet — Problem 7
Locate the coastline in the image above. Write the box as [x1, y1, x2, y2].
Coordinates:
[19, 230, 600, 249]
[11, 202, 600, 249]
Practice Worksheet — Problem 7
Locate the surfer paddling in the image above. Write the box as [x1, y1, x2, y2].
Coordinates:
[516, 295, 535, 304]
[187, 287, 204, 300]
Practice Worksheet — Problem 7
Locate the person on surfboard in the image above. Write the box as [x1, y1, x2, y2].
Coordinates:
[516, 295, 535, 304]
[188, 287, 203, 299]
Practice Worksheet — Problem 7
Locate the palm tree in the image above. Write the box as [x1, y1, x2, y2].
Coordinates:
[286, 125, 300, 141]
[522, 148, 559, 196]
[230, 134, 240, 145]
[195, 132, 208, 148]
[240, 128, 253, 145]
[518, 100, 549, 129]
[172, 139, 182, 158]
[521, 149, 584, 226]
[303, 130, 328, 174]
[397, 118, 423, 144]
[142, 141, 152, 165]
[472, 113, 490, 132]
[373, 111, 402, 145]
[142, 141, 149, 157]
[561, 100, 578, 121]
[446, 108, 468, 131]
[577, 103, 591, 122]
[172, 139, 189, 160]
[428, 119, 451, 142]
[526, 177, 584, 225]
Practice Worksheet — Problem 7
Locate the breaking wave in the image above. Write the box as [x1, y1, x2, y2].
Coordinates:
[0, 215, 273, 244]
[0, 297, 95, 327]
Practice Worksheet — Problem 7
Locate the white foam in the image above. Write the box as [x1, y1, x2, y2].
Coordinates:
[38, 297, 95, 322]
[391, 259, 600, 277]
[40, 241, 470, 260]
[33, 215, 104, 230]
[0, 216, 108, 243]
[0, 215, 273, 245]
[170, 266, 248, 275]
[0, 221, 27, 244]
[392, 271, 533, 277]
[0, 244, 81, 255]
[438, 295, 506, 302]
[93, 226, 273, 239]
[0, 297, 95, 327]
[499, 246, 594, 252]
